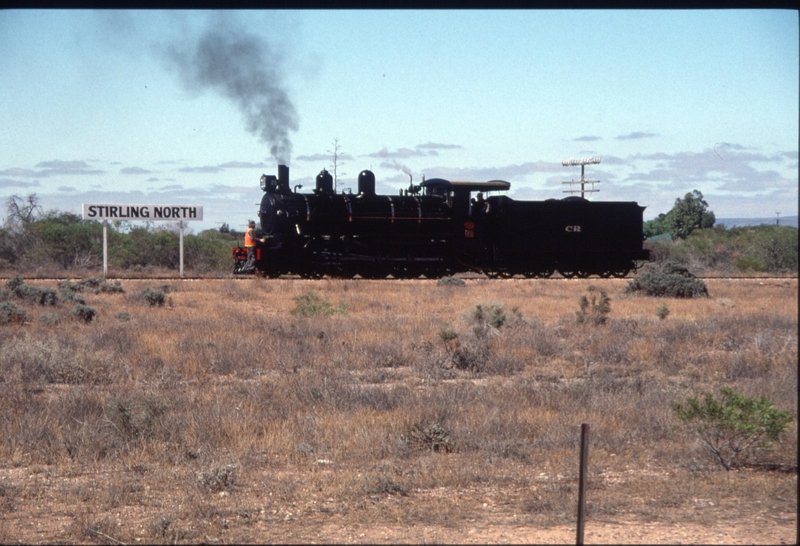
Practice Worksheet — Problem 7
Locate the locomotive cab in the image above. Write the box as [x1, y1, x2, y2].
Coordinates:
[421, 178, 450, 198]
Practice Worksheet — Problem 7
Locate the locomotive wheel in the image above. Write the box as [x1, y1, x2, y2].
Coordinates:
[560, 270, 576, 279]
[576, 270, 591, 279]
[537, 269, 554, 278]
[599, 271, 612, 279]
[612, 269, 630, 278]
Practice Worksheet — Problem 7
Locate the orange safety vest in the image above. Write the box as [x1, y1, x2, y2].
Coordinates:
[244, 227, 257, 247]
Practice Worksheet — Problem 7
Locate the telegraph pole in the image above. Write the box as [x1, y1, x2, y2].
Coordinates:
[562, 157, 601, 199]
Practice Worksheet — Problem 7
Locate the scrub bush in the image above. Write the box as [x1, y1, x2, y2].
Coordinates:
[106, 390, 169, 442]
[625, 262, 708, 298]
[140, 288, 166, 307]
[58, 278, 124, 294]
[5, 276, 58, 306]
[290, 290, 347, 317]
[576, 286, 611, 325]
[37, 313, 61, 326]
[402, 421, 453, 453]
[72, 304, 97, 323]
[60, 288, 86, 304]
[0, 302, 26, 325]
[436, 276, 466, 287]
[195, 464, 240, 493]
[469, 302, 507, 330]
[673, 386, 793, 470]
[0, 335, 110, 384]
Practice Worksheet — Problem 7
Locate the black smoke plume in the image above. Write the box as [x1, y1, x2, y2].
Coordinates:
[165, 19, 299, 164]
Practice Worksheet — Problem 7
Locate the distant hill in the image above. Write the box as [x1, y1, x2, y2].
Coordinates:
[716, 216, 798, 229]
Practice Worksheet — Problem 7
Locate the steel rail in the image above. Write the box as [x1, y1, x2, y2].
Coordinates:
[1, 275, 796, 282]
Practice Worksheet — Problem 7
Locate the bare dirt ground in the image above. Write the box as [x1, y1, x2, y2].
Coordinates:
[1, 463, 795, 544]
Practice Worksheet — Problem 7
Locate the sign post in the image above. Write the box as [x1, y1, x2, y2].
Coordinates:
[82, 204, 203, 278]
[102, 220, 108, 278]
[179, 220, 185, 277]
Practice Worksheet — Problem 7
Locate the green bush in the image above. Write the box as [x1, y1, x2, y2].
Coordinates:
[72, 304, 97, 323]
[290, 290, 347, 317]
[625, 262, 708, 298]
[37, 313, 61, 326]
[468, 302, 508, 332]
[5, 276, 58, 306]
[0, 302, 27, 325]
[644, 223, 797, 274]
[751, 225, 798, 271]
[673, 386, 793, 470]
[28, 211, 103, 269]
[140, 288, 166, 307]
[59, 278, 125, 294]
[576, 286, 611, 325]
[436, 276, 466, 287]
[60, 287, 86, 304]
[735, 255, 765, 273]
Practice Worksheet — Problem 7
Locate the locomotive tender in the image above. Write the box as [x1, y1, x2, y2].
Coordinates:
[233, 165, 649, 279]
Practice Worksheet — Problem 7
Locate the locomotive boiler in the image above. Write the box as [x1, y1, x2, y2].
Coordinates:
[233, 165, 650, 279]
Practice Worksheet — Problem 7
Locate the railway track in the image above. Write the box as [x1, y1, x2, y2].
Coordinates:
[1, 275, 796, 282]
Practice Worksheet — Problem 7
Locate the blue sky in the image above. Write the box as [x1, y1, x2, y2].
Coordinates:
[1, 9, 797, 232]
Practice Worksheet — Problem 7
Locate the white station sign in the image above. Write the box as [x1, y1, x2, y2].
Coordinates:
[82, 203, 204, 278]
[82, 204, 203, 221]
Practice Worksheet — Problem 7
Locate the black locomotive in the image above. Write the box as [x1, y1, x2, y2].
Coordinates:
[233, 165, 649, 279]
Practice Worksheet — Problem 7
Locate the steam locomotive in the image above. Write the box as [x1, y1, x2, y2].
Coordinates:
[233, 165, 650, 279]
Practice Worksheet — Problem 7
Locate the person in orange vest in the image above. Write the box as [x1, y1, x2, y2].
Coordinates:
[244, 220, 264, 272]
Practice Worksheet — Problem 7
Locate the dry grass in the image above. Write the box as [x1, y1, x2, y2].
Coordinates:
[0, 276, 796, 543]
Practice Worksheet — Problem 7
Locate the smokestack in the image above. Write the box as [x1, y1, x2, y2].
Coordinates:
[278, 165, 290, 193]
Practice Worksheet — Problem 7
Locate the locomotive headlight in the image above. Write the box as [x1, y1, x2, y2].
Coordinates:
[260, 174, 278, 192]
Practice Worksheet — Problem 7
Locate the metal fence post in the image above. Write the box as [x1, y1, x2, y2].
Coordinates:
[577, 423, 590, 545]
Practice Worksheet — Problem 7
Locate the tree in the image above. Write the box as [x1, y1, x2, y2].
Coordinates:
[29, 211, 103, 269]
[643, 212, 672, 238]
[752, 225, 799, 271]
[668, 190, 714, 240]
[4, 193, 42, 231]
[327, 137, 347, 193]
